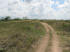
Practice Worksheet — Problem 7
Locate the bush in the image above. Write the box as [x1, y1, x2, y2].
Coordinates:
[4, 16, 11, 21]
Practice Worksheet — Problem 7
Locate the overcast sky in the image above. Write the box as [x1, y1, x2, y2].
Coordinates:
[0, 0, 70, 19]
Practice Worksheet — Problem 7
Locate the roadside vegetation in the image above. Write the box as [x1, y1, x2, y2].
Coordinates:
[0, 20, 46, 52]
[42, 20, 70, 52]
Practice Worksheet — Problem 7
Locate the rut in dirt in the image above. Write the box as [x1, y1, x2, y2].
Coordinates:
[35, 22, 62, 52]
[48, 25, 62, 52]
[35, 23, 50, 52]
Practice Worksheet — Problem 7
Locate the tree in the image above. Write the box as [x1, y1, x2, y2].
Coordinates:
[13, 18, 21, 20]
[4, 16, 11, 21]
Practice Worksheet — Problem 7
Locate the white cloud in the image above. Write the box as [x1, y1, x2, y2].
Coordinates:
[0, 0, 8, 16]
[57, 2, 68, 8]
[50, 1, 54, 4]
[0, 0, 70, 19]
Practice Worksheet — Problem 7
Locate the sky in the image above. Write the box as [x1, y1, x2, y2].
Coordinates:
[0, 0, 70, 19]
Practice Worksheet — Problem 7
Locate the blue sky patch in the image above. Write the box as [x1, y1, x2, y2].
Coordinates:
[51, 4, 59, 10]
[21, 0, 24, 2]
[52, 0, 65, 4]
[51, 0, 67, 10]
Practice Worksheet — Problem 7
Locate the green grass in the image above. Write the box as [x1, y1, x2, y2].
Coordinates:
[42, 20, 70, 52]
[0, 20, 46, 52]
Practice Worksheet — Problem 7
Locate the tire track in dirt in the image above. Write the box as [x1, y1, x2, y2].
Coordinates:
[47, 25, 62, 52]
[35, 23, 50, 52]
[35, 22, 62, 52]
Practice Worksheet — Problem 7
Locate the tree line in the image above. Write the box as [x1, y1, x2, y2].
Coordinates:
[0, 16, 28, 21]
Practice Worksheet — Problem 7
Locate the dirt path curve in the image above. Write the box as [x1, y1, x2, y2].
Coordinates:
[35, 23, 50, 52]
[35, 22, 62, 52]
[47, 24, 62, 52]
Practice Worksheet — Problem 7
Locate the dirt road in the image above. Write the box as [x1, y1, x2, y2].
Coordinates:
[35, 22, 62, 52]
[35, 23, 50, 52]
[47, 24, 62, 52]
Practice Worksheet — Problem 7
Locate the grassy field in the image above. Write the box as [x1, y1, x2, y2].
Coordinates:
[0, 20, 70, 52]
[42, 20, 70, 52]
[0, 20, 46, 52]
